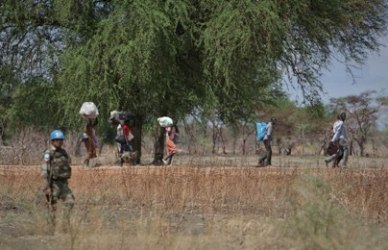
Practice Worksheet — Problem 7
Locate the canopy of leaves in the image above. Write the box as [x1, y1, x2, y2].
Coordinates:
[6, 77, 59, 130]
[0, 0, 387, 131]
[55, 0, 203, 128]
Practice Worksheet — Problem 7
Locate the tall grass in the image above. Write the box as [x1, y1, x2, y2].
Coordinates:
[0, 165, 387, 249]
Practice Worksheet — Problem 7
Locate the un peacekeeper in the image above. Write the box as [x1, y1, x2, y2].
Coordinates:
[40, 130, 74, 232]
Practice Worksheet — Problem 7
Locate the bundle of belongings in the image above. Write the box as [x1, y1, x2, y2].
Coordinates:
[157, 116, 173, 128]
[109, 110, 137, 166]
[79, 102, 99, 120]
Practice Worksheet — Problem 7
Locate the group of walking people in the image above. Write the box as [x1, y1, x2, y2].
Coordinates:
[38, 108, 348, 233]
[38, 109, 178, 233]
[256, 111, 349, 168]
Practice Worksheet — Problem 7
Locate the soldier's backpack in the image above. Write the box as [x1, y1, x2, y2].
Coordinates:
[256, 122, 267, 141]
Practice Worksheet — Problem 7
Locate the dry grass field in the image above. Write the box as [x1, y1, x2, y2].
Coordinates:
[1, 155, 387, 250]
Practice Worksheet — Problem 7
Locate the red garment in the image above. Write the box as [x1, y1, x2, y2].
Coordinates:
[166, 136, 177, 154]
[165, 126, 177, 154]
[122, 124, 131, 139]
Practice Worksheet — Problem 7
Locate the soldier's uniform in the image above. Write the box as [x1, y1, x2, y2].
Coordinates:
[41, 145, 74, 231]
[41, 146, 74, 205]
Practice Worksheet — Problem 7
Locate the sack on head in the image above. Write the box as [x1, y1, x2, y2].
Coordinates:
[119, 112, 135, 125]
[256, 122, 267, 141]
[157, 116, 173, 127]
[79, 102, 99, 119]
[109, 111, 135, 126]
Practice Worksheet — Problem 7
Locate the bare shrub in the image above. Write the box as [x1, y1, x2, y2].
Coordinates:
[0, 128, 47, 165]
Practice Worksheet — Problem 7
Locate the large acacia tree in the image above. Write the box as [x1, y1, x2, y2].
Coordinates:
[1, 0, 387, 162]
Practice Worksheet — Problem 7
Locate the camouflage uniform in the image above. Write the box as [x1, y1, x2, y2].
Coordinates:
[40, 145, 74, 231]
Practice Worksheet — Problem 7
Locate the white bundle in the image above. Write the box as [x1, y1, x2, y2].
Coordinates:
[79, 102, 99, 119]
[157, 116, 173, 127]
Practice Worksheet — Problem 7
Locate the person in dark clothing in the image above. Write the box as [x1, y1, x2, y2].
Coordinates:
[258, 118, 276, 167]
[325, 112, 348, 168]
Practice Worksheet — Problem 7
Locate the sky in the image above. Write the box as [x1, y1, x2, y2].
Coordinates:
[287, 35, 388, 102]
[286, 35, 388, 129]
[320, 36, 388, 102]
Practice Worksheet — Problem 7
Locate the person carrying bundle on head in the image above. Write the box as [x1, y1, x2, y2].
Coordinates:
[79, 102, 99, 167]
[157, 116, 178, 166]
[109, 110, 136, 164]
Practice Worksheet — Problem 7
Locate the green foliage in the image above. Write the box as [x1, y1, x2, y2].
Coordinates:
[0, 64, 20, 140]
[0, 0, 387, 156]
[202, 1, 284, 88]
[0, 64, 16, 108]
[55, 0, 201, 129]
[7, 78, 59, 130]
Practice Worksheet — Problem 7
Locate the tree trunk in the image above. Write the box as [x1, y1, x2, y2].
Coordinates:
[241, 125, 247, 155]
[349, 140, 353, 156]
[242, 139, 246, 155]
[359, 141, 365, 157]
[219, 127, 227, 154]
[212, 126, 217, 154]
[0, 119, 4, 146]
[152, 127, 165, 165]
[131, 117, 143, 165]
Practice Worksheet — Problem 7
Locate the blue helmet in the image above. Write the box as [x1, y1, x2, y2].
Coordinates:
[50, 130, 65, 140]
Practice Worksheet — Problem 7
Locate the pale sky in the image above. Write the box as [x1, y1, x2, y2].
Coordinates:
[320, 36, 388, 102]
[322, 36, 388, 129]
[286, 35, 388, 129]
